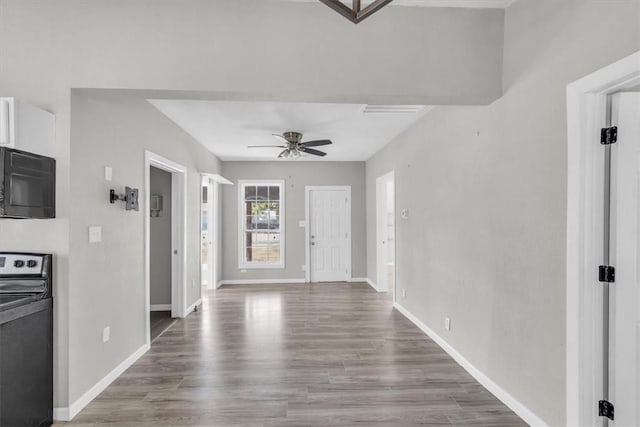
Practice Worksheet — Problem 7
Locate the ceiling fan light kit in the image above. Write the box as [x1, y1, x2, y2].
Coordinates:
[319, 0, 393, 24]
[248, 131, 333, 159]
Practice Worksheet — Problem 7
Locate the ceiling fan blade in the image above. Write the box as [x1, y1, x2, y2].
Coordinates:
[278, 149, 289, 158]
[248, 145, 287, 148]
[301, 139, 332, 147]
[300, 147, 327, 157]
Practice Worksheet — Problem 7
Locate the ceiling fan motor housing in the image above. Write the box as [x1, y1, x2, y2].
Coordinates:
[283, 131, 304, 145]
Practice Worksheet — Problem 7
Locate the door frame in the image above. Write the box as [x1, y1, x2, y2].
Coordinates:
[376, 171, 396, 299]
[201, 173, 232, 289]
[144, 150, 188, 347]
[200, 175, 215, 290]
[304, 186, 352, 283]
[566, 50, 640, 426]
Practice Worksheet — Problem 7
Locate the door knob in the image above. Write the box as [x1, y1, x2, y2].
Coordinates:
[311, 242, 315, 246]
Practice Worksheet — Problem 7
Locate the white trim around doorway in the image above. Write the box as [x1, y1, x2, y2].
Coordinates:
[144, 150, 188, 348]
[566, 50, 640, 426]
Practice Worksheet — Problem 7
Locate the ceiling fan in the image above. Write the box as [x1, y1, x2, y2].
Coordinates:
[248, 131, 333, 159]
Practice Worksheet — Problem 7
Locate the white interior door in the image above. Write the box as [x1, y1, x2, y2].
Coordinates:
[376, 172, 395, 294]
[610, 92, 640, 426]
[308, 188, 350, 282]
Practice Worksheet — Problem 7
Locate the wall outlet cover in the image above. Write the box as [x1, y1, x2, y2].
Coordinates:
[89, 226, 102, 243]
[298, 220, 306, 227]
[102, 326, 110, 343]
[104, 166, 112, 181]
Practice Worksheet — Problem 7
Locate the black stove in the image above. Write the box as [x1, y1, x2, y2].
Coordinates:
[0, 252, 53, 427]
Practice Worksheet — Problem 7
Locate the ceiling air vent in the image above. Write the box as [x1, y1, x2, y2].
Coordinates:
[363, 105, 424, 114]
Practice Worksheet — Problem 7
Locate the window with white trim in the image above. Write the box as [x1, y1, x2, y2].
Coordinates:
[238, 180, 285, 268]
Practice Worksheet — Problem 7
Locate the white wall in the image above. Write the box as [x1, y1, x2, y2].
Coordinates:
[221, 161, 366, 282]
[365, 1, 640, 425]
[69, 89, 221, 407]
[150, 167, 172, 306]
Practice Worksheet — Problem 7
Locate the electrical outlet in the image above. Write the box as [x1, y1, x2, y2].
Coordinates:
[240, 269, 247, 273]
[104, 166, 112, 181]
[191, 279, 195, 288]
[444, 317, 451, 331]
[402, 288, 406, 298]
[102, 326, 110, 343]
[89, 226, 102, 243]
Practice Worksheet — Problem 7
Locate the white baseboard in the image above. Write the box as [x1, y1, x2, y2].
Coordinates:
[150, 304, 171, 311]
[349, 277, 368, 283]
[186, 298, 202, 315]
[53, 343, 149, 421]
[393, 302, 548, 427]
[365, 278, 384, 292]
[219, 278, 306, 285]
[215, 280, 223, 289]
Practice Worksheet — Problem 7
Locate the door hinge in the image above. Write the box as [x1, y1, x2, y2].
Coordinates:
[599, 400, 614, 420]
[599, 265, 615, 283]
[601, 126, 618, 145]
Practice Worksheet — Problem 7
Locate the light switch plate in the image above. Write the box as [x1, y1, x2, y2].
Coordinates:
[298, 220, 306, 228]
[104, 166, 112, 181]
[89, 226, 102, 243]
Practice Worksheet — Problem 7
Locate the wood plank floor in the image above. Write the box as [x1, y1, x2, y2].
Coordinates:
[58, 283, 526, 426]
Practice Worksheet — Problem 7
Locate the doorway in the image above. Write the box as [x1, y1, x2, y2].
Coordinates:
[144, 151, 187, 347]
[305, 186, 351, 283]
[201, 176, 214, 289]
[566, 50, 640, 426]
[376, 171, 395, 297]
[606, 93, 640, 426]
[149, 166, 176, 341]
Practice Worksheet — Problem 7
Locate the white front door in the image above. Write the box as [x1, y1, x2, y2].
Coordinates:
[308, 188, 350, 282]
[610, 93, 640, 426]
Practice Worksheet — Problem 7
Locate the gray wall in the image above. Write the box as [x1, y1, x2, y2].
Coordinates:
[365, 1, 640, 425]
[69, 89, 221, 405]
[150, 167, 172, 306]
[221, 162, 366, 281]
[0, 2, 504, 407]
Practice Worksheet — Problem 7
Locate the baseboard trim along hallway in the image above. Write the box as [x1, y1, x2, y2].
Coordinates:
[53, 344, 150, 421]
[393, 302, 548, 427]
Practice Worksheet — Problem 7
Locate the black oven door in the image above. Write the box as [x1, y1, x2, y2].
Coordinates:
[0, 148, 55, 219]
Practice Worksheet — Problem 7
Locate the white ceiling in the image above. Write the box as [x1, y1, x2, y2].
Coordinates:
[148, 100, 430, 161]
[280, 0, 514, 8]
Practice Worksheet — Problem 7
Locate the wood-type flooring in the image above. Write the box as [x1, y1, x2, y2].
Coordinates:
[57, 283, 526, 426]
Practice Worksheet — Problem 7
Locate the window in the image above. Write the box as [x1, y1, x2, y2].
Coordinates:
[238, 180, 285, 268]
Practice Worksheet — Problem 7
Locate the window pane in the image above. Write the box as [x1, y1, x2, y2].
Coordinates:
[246, 215, 257, 230]
[249, 202, 268, 217]
[257, 185, 268, 201]
[268, 186, 280, 201]
[267, 233, 280, 243]
[244, 185, 257, 201]
[267, 245, 281, 262]
[269, 215, 280, 230]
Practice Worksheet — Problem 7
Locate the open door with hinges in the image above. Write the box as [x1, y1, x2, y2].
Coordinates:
[604, 93, 640, 427]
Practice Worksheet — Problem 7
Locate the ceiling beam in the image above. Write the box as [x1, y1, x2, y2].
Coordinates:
[355, 0, 394, 22]
[318, 0, 357, 23]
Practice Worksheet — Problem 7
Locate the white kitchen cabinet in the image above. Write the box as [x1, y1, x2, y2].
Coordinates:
[0, 97, 55, 158]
